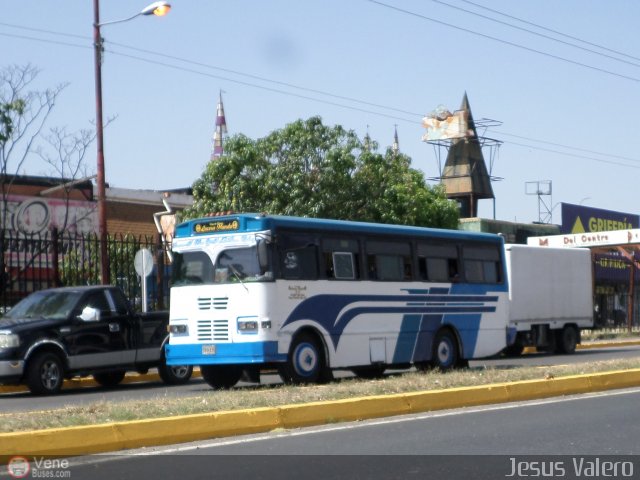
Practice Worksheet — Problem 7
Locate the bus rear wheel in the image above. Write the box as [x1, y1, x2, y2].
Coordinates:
[280, 333, 331, 384]
[431, 330, 459, 371]
[201, 365, 242, 389]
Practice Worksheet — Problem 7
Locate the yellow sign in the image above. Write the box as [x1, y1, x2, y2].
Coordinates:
[193, 219, 239, 234]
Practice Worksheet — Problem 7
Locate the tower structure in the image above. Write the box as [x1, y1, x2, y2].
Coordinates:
[422, 93, 502, 218]
[211, 91, 227, 160]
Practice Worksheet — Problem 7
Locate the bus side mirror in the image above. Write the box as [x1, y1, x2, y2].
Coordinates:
[257, 239, 269, 271]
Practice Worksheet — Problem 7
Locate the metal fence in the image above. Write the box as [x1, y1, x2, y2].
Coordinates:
[0, 228, 170, 312]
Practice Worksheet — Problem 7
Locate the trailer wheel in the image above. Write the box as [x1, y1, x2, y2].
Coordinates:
[431, 330, 459, 371]
[201, 365, 242, 389]
[26, 351, 65, 395]
[556, 325, 579, 354]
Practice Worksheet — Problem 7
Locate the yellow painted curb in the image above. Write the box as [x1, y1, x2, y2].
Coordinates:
[0, 370, 202, 395]
[2, 368, 640, 459]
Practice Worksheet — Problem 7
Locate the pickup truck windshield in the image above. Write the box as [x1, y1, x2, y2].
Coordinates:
[172, 247, 271, 286]
[4, 290, 83, 320]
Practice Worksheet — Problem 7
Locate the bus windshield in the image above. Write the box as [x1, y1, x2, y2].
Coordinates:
[172, 246, 272, 286]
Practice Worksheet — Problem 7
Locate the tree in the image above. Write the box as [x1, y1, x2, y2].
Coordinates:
[185, 116, 459, 229]
[0, 65, 98, 297]
[0, 64, 66, 229]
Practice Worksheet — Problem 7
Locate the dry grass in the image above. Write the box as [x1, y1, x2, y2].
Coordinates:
[1, 357, 640, 433]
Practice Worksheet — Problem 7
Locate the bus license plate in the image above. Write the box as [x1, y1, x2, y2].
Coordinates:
[202, 345, 216, 355]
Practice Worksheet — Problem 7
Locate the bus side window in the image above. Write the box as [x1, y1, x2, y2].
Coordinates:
[417, 242, 459, 283]
[365, 241, 410, 281]
[322, 238, 360, 280]
[462, 244, 502, 284]
[282, 246, 318, 280]
[278, 233, 319, 280]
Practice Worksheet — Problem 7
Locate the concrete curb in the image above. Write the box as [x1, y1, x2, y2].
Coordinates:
[1, 368, 640, 458]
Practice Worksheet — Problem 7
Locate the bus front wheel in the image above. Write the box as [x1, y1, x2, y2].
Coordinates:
[201, 365, 242, 389]
[280, 333, 331, 384]
[431, 330, 459, 371]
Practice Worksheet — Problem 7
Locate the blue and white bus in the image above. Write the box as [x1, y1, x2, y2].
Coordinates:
[165, 213, 510, 388]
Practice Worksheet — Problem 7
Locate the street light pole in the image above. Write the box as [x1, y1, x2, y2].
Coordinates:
[92, 0, 171, 285]
[93, 0, 109, 284]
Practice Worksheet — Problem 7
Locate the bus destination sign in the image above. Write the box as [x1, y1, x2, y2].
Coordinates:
[193, 219, 239, 234]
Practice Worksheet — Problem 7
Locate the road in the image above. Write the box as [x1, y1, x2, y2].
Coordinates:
[1, 345, 639, 413]
[52, 387, 640, 480]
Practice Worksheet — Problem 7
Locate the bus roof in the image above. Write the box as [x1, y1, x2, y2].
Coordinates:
[176, 213, 503, 244]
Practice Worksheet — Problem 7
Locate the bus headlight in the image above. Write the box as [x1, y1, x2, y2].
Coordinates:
[237, 317, 258, 333]
[0, 331, 20, 349]
[169, 324, 189, 335]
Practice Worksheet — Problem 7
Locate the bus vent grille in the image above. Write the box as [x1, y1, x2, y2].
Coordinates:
[197, 297, 229, 310]
[197, 319, 229, 341]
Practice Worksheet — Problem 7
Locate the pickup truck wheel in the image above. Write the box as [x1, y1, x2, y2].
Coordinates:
[201, 365, 241, 389]
[93, 371, 126, 387]
[26, 352, 64, 395]
[158, 363, 193, 385]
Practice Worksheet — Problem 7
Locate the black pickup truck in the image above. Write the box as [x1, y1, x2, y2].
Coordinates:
[0, 285, 192, 395]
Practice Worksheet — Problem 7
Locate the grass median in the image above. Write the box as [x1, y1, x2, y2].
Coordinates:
[2, 356, 640, 434]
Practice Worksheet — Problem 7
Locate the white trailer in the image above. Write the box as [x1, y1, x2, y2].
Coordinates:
[504, 244, 594, 355]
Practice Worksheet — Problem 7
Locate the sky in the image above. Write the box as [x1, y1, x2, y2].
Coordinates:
[1, 0, 639, 224]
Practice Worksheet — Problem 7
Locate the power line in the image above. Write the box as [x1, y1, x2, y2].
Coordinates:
[365, 0, 640, 83]
[1, 21, 638, 169]
[506, 140, 640, 170]
[107, 40, 425, 118]
[459, 0, 640, 63]
[431, 0, 640, 69]
[490, 130, 640, 165]
[105, 48, 419, 125]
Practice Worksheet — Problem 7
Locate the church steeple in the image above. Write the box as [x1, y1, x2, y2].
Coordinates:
[392, 125, 399, 154]
[211, 91, 227, 160]
[363, 125, 372, 152]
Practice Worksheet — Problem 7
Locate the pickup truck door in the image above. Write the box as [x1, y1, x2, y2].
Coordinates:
[64, 290, 136, 370]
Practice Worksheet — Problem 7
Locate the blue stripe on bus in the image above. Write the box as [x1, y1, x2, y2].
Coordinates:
[165, 341, 284, 365]
[392, 314, 422, 363]
[283, 289, 499, 351]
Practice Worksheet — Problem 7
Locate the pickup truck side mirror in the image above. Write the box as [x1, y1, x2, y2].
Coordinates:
[78, 306, 100, 322]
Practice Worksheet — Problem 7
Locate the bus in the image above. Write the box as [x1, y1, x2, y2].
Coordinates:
[165, 213, 510, 388]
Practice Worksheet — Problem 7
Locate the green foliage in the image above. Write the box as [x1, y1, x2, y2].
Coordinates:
[184, 116, 459, 229]
[0, 99, 26, 144]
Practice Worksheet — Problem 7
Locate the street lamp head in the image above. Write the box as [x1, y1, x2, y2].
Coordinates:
[140, 1, 171, 17]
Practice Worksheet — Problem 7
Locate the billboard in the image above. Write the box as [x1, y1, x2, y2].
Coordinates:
[421, 108, 470, 142]
[560, 203, 639, 235]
